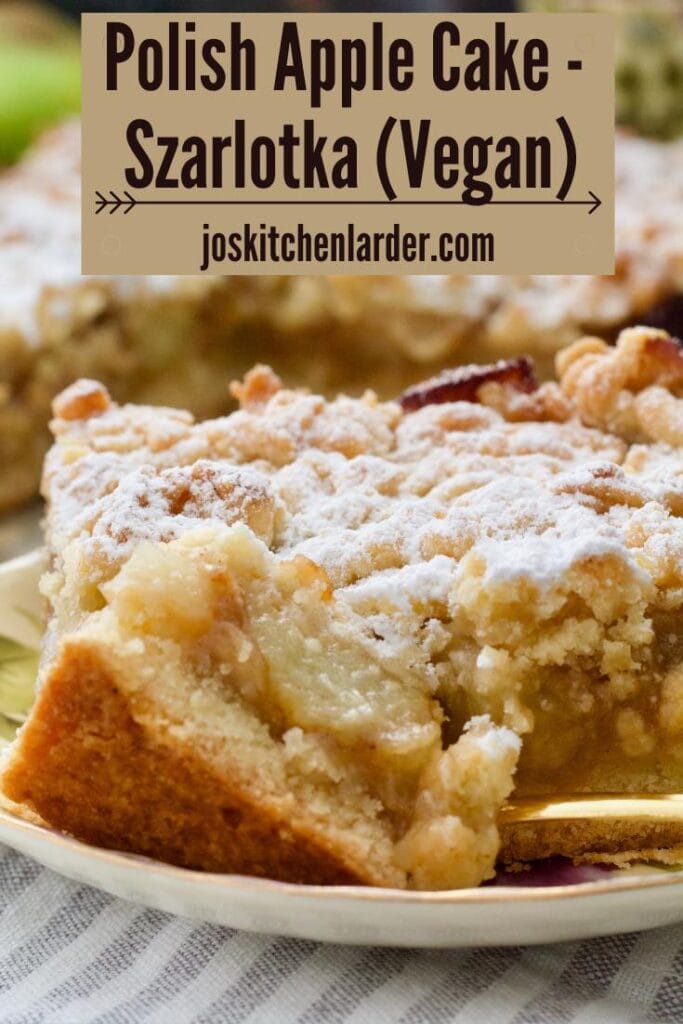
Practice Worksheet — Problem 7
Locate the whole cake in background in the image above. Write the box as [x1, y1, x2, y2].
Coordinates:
[1, 120, 682, 514]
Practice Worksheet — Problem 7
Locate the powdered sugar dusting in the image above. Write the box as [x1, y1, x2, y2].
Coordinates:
[75, 461, 280, 567]
[465, 716, 522, 759]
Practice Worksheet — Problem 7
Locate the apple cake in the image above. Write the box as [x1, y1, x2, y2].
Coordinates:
[2, 122, 683, 514]
[2, 324, 682, 889]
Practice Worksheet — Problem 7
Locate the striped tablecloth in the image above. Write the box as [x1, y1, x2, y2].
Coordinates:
[0, 847, 681, 1024]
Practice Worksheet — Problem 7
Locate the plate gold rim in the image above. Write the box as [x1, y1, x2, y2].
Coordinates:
[1, 804, 682, 905]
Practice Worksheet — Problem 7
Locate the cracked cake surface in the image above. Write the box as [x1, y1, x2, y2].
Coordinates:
[2, 326, 683, 888]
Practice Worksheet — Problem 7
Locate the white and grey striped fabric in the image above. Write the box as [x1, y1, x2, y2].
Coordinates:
[0, 848, 681, 1024]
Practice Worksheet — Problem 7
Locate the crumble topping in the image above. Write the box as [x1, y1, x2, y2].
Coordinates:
[85, 462, 282, 566]
[52, 378, 112, 421]
[45, 329, 682, 602]
[557, 327, 683, 445]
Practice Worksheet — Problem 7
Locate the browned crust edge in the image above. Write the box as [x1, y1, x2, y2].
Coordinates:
[500, 819, 683, 867]
[0, 641, 378, 886]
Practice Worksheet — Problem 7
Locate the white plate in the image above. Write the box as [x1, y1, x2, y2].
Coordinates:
[1, 549, 683, 948]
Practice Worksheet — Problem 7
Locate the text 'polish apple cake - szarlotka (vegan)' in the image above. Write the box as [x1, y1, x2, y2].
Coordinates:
[2, 326, 683, 889]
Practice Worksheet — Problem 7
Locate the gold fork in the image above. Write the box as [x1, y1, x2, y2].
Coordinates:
[499, 795, 683, 864]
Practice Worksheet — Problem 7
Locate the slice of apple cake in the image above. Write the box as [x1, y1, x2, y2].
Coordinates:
[2, 326, 683, 889]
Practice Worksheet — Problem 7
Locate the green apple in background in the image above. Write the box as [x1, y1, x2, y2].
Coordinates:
[0, 45, 80, 163]
[0, 2, 80, 165]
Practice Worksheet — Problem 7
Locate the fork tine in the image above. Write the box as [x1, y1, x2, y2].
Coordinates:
[498, 795, 683, 866]
[500, 795, 683, 825]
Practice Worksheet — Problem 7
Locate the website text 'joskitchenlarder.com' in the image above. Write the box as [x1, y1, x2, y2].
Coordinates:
[200, 221, 494, 271]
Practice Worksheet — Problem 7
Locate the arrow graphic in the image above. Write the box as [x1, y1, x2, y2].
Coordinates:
[95, 190, 602, 214]
[587, 190, 601, 215]
[95, 190, 136, 215]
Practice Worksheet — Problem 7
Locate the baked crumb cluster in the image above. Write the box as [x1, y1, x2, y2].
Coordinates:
[25, 326, 683, 888]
